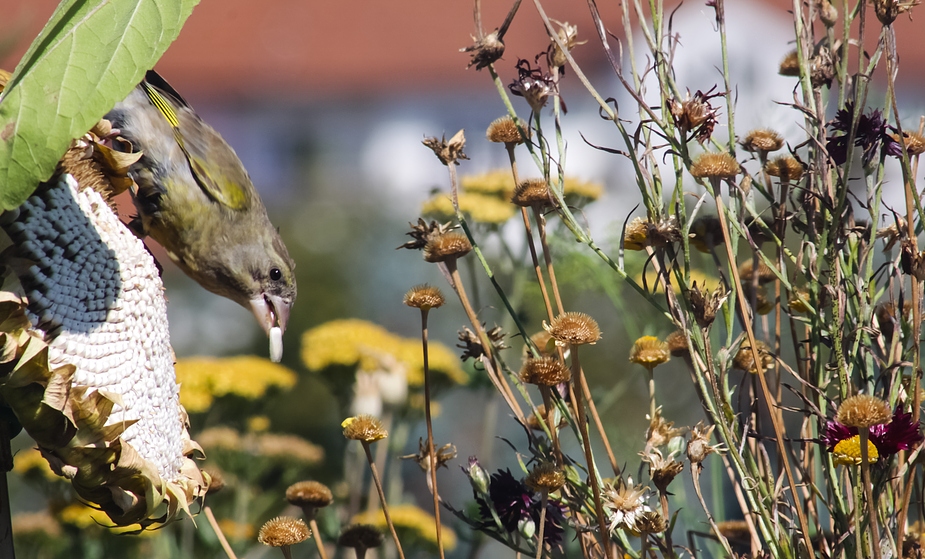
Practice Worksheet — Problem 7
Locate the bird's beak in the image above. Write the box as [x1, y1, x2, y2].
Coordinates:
[249, 295, 292, 335]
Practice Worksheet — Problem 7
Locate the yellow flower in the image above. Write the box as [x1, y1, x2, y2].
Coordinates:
[219, 518, 256, 541]
[833, 435, 879, 466]
[422, 192, 516, 224]
[629, 336, 670, 370]
[352, 503, 457, 551]
[247, 415, 272, 433]
[562, 176, 604, 200]
[302, 319, 466, 386]
[342, 415, 388, 442]
[175, 356, 298, 413]
[461, 169, 517, 197]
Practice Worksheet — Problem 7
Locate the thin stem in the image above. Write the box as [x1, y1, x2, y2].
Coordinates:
[204, 506, 238, 559]
[362, 442, 406, 559]
[691, 465, 734, 558]
[535, 492, 549, 559]
[420, 309, 446, 559]
[859, 430, 881, 559]
[309, 518, 329, 559]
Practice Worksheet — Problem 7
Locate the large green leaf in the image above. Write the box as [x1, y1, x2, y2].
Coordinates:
[0, 0, 200, 211]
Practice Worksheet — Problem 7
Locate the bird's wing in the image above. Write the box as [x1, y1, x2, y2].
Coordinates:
[139, 79, 250, 212]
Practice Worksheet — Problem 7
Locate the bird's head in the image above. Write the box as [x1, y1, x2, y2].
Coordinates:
[241, 233, 297, 337]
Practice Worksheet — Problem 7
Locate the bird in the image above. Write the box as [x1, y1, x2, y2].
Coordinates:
[105, 70, 296, 361]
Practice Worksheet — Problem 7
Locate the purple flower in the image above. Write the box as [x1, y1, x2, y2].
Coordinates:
[475, 468, 567, 545]
[826, 102, 903, 166]
[821, 406, 923, 458]
[509, 59, 556, 113]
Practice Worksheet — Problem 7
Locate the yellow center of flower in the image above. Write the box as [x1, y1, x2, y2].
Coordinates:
[832, 435, 879, 466]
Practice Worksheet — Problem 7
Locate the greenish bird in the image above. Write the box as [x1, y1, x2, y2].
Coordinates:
[106, 71, 296, 361]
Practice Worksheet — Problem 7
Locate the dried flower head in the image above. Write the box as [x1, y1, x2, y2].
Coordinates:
[738, 260, 778, 285]
[733, 340, 774, 374]
[404, 284, 445, 311]
[286, 481, 334, 511]
[526, 462, 566, 493]
[258, 516, 311, 547]
[647, 407, 686, 447]
[511, 179, 555, 208]
[457, 324, 507, 361]
[690, 215, 724, 253]
[874, 0, 919, 25]
[603, 479, 651, 535]
[714, 520, 752, 547]
[519, 356, 571, 386]
[688, 282, 728, 328]
[398, 219, 455, 251]
[402, 438, 457, 472]
[741, 129, 784, 153]
[526, 404, 569, 432]
[463, 31, 505, 70]
[548, 19, 586, 72]
[635, 510, 668, 534]
[778, 50, 800, 76]
[764, 156, 805, 181]
[832, 435, 879, 466]
[527, 330, 559, 358]
[342, 415, 389, 442]
[641, 447, 684, 493]
[690, 152, 740, 180]
[205, 468, 226, 495]
[837, 394, 892, 428]
[544, 312, 602, 346]
[629, 336, 670, 370]
[423, 129, 468, 166]
[423, 232, 472, 263]
[891, 130, 925, 156]
[487, 116, 529, 145]
[509, 59, 556, 112]
[338, 523, 385, 551]
[669, 88, 722, 143]
[788, 288, 812, 314]
[665, 330, 690, 357]
[687, 421, 723, 464]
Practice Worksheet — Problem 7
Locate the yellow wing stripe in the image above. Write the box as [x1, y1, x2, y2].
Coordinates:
[141, 81, 180, 129]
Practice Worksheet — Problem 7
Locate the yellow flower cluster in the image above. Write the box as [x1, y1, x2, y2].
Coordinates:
[196, 426, 325, 465]
[634, 269, 719, 294]
[301, 319, 466, 386]
[13, 448, 60, 481]
[175, 356, 298, 413]
[562, 175, 604, 200]
[352, 504, 457, 551]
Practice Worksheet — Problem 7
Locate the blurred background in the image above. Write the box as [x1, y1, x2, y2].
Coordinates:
[2, 1, 925, 557]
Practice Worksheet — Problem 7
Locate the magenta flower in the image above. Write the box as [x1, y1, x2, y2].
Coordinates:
[821, 406, 922, 459]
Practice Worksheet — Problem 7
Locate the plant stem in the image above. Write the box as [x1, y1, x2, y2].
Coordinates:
[419, 308, 446, 559]
[535, 492, 549, 559]
[204, 505, 238, 559]
[362, 441, 406, 559]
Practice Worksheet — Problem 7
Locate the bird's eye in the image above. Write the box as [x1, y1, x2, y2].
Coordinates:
[270, 267, 282, 281]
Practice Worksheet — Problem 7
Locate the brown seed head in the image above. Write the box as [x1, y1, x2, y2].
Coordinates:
[404, 284, 445, 311]
[641, 448, 684, 493]
[779, 50, 800, 76]
[690, 215, 724, 253]
[526, 404, 569, 432]
[519, 356, 571, 386]
[714, 520, 752, 544]
[733, 340, 774, 374]
[665, 330, 690, 357]
[257, 516, 311, 547]
[511, 179, 554, 208]
[738, 260, 778, 285]
[544, 312, 602, 346]
[204, 467, 226, 495]
[338, 524, 385, 550]
[764, 156, 804, 181]
[740, 283, 774, 315]
[487, 116, 529, 145]
[629, 336, 670, 370]
[837, 394, 892, 428]
[741, 129, 784, 153]
[669, 89, 722, 142]
[422, 129, 468, 166]
[401, 438, 457, 472]
[891, 130, 925, 157]
[342, 415, 388, 442]
[635, 510, 668, 534]
[526, 462, 566, 493]
[286, 481, 334, 510]
[623, 217, 649, 251]
[688, 282, 728, 328]
[527, 330, 559, 358]
[687, 421, 722, 464]
[463, 31, 505, 70]
[423, 232, 472, 263]
[398, 218, 454, 251]
[647, 408, 685, 447]
[690, 152, 739, 180]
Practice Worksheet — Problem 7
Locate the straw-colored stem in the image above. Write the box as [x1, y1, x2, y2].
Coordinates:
[361, 441, 406, 559]
[578, 373, 620, 477]
[540, 386, 563, 467]
[569, 344, 613, 559]
[691, 465, 734, 558]
[419, 309, 446, 559]
[859, 430, 881, 559]
[647, 367, 656, 421]
[532, 205, 563, 315]
[204, 505, 239, 559]
[535, 492, 549, 559]
[309, 518, 329, 559]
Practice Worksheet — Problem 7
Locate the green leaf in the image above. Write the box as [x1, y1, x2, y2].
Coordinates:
[0, 0, 200, 211]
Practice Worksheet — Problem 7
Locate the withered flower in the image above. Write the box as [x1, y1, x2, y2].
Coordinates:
[457, 324, 507, 361]
[778, 50, 800, 76]
[741, 283, 773, 315]
[603, 479, 651, 535]
[740, 129, 784, 154]
[487, 116, 529, 145]
[647, 407, 685, 447]
[525, 461, 566, 493]
[511, 179, 555, 208]
[547, 19, 586, 73]
[423, 129, 468, 166]
[901, 241, 925, 281]
[640, 448, 684, 493]
[837, 394, 892, 429]
[544, 311, 602, 346]
[826, 101, 902, 167]
[890, 130, 925, 157]
[402, 438, 457, 472]
[519, 356, 571, 386]
[687, 421, 723, 464]
[286, 481, 334, 520]
[877, 216, 907, 251]
[669, 87, 723, 143]
[690, 152, 740, 181]
[258, 516, 311, 558]
[732, 340, 774, 374]
[629, 336, 670, 370]
[688, 282, 728, 328]
[338, 524, 385, 555]
[398, 219, 455, 251]
[874, 0, 919, 25]
[403, 284, 446, 311]
[764, 156, 805, 182]
[665, 330, 690, 358]
[509, 59, 556, 113]
[342, 415, 388, 443]
[635, 510, 668, 534]
[462, 30, 505, 70]
[526, 404, 569, 432]
[423, 232, 472, 263]
[623, 216, 681, 250]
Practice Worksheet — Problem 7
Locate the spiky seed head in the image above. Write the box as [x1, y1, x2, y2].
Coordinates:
[511, 179, 554, 208]
[635, 510, 668, 534]
[342, 415, 389, 442]
[690, 152, 740, 180]
[519, 356, 571, 386]
[257, 516, 310, 547]
[629, 336, 670, 370]
[764, 156, 804, 181]
[837, 394, 892, 428]
[779, 50, 800, 76]
[741, 129, 784, 153]
[404, 284, 445, 311]
[544, 312, 602, 346]
[527, 330, 559, 358]
[688, 282, 728, 328]
[525, 462, 566, 493]
[641, 448, 684, 492]
[423, 232, 472, 263]
[338, 524, 385, 550]
[665, 330, 690, 357]
[487, 116, 529, 145]
[732, 340, 774, 374]
[423, 129, 467, 166]
[286, 481, 334, 509]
